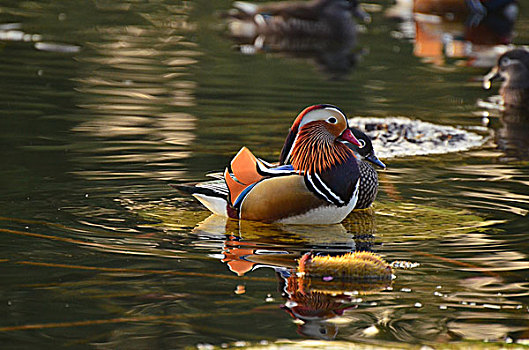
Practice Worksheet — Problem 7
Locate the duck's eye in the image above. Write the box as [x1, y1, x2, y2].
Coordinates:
[358, 139, 366, 148]
[500, 57, 512, 67]
[327, 117, 337, 124]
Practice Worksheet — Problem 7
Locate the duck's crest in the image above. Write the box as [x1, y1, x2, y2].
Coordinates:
[280, 104, 346, 165]
[290, 104, 346, 134]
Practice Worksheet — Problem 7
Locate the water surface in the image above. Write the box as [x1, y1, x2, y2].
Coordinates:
[0, 0, 529, 348]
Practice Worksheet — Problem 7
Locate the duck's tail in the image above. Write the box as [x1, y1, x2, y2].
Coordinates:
[170, 180, 229, 217]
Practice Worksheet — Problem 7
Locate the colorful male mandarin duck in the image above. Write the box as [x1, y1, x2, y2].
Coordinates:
[346, 128, 386, 209]
[225, 0, 368, 39]
[175, 105, 362, 224]
[483, 48, 529, 109]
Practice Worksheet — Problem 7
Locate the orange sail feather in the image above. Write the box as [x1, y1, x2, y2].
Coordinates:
[224, 147, 266, 206]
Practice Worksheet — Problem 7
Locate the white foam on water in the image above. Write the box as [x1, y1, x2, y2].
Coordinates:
[350, 117, 488, 159]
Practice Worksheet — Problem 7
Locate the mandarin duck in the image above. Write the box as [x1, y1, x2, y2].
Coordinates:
[346, 128, 386, 209]
[174, 105, 362, 224]
[224, 0, 367, 40]
[483, 48, 529, 110]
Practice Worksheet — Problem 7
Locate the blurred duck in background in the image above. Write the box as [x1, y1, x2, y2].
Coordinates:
[483, 48, 529, 110]
[386, 0, 518, 67]
[223, 0, 369, 78]
[483, 48, 529, 160]
[224, 0, 369, 37]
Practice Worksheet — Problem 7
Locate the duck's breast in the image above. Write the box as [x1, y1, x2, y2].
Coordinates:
[355, 160, 379, 209]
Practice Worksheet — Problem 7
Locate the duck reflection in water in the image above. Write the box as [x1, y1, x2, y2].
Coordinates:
[387, 0, 518, 66]
[222, 0, 368, 78]
[483, 48, 529, 160]
[278, 251, 392, 339]
[191, 213, 400, 340]
[192, 212, 376, 276]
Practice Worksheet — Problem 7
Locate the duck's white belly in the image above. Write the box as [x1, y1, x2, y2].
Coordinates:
[277, 190, 358, 225]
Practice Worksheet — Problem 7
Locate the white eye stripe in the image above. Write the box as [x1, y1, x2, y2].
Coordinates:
[500, 57, 521, 67]
[298, 108, 344, 128]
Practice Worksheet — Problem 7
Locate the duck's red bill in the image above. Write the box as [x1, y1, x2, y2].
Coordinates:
[340, 128, 361, 147]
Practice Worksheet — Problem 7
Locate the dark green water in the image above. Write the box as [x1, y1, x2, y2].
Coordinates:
[0, 0, 529, 348]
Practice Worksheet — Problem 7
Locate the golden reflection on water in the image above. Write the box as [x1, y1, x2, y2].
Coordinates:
[69, 3, 200, 180]
[445, 164, 529, 216]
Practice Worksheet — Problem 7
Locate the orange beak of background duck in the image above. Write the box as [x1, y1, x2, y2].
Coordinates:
[339, 128, 361, 147]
